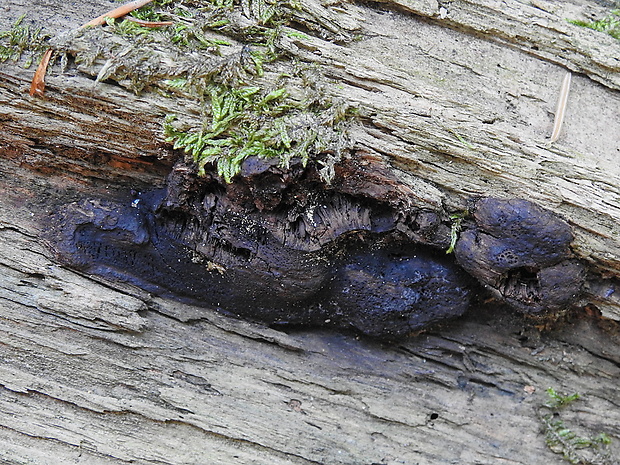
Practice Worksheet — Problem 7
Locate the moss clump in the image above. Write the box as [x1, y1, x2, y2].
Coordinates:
[164, 80, 352, 182]
[539, 388, 613, 465]
[0, 14, 50, 67]
[569, 10, 620, 40]
[55, 0, 356, 183]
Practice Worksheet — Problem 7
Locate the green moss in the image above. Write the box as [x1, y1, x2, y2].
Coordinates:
[0, 14, 50, 67]
[163, 84, 291, 181]
[164, 78, 353, 182]
[59, 0, 356, 183]
[569, 9, 620, 40]
[544, 387, 581, 409]
[539, 388, 613, 465]
[103, 17, 158, 37]
[123, 0, 180, 21]
[446, 211, 467, 254]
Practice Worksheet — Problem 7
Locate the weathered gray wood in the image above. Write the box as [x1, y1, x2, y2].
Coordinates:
[1, 186, 620, 464]
[276, 4, 620, 275]
[3, 0, 620, 315]
[1, 0, 620, 464]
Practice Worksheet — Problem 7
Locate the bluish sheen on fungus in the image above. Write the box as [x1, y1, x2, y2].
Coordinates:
[325, 247, 471, 337]
[47, 161, 585, 336]
[455, 198, 585, 313]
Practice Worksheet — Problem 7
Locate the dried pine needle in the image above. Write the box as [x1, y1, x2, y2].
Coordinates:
[28, 48, 52, 97]
[549, 71, 572, 143]
[82, 0, 155, 28]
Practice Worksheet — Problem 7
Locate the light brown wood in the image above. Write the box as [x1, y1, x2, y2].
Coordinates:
[1, 0, 619, 464]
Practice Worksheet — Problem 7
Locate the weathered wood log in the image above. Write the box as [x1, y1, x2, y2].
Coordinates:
[3, 0, 620, 317]
[1, 0, 620, 463]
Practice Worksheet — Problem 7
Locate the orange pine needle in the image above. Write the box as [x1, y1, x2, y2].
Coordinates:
[29, 48, 53, 97]
[82, 0, 155, 28]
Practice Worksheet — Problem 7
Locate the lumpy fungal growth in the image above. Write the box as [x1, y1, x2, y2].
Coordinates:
[454, 198, 585, 313]
[46, 157, 586, 336]
[46, 160, 474, 338]
[324, 246, 471, 338]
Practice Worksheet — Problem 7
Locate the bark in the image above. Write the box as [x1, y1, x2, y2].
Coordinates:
[1, 0, 620, 464]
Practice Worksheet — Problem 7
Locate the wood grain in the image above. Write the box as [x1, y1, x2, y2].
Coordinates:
[1, 0, 620, 463]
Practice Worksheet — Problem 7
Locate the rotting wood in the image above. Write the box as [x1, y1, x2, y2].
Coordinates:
[3, 0, 620, 316]
[1, 0, 620, 464]
[1, 196, 620, 464]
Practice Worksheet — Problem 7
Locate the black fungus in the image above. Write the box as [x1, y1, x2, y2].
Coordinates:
[455, 198, 585, 313]
[50, 193, 333, 325]
[325, 246, 471, 338]
[47, 183, 470, 338]
[46, 164, 585, 337]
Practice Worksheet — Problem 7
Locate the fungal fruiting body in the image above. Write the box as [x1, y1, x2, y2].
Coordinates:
[454, 198, 585, 314]
[324, 246, 471, 337]
[45, 159, 585, 337]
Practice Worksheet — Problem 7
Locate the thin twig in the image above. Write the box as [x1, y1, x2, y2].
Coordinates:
[549, 71, 572, 143]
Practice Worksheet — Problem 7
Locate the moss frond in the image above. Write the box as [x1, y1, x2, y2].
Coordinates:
[539, 388, 613, 465]
[0, 14, 50, 67]
[569, 10, 620, 40]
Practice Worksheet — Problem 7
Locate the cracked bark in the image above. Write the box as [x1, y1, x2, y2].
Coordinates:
[1, 0, 620, 464]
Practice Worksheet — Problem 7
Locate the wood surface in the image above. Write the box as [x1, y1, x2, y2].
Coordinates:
[1, 0, 619, 464]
